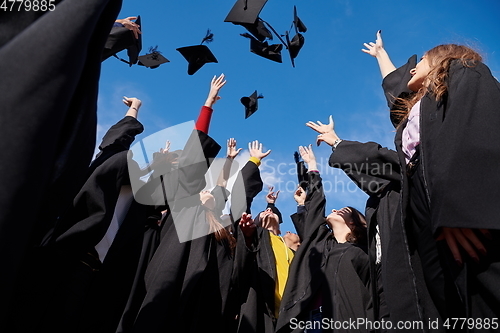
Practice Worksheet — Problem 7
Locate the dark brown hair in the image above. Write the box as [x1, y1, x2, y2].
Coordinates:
[205, 209, 236, 254]
[345, 206, 367, 247]
[392, 44, 483, 126]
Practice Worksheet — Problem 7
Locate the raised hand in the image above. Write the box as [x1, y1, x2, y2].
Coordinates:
[227, 138, 242, 159]
[248, 140, 271, 160]
[361, 30, 384, 58]
[266, 186, 280, 204]
[306, 115, 339, 147]
[299, 145, 316, 164]
[299, 144, 318, 170]
[115, 17, 141, 39]
[306, 115, 334, 134]
[294, 185, 306, 205]
[239, 212, 256, 240]
[204, 74, 227, 108]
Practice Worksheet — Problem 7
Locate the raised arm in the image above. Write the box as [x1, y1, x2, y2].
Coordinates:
[298, 145, 326, 238]
[361, 30, 396, 79]
[216, 138, 242, 188]
[305, 115, 341, 148]
[195, 74, 227, 134]
[123, 96, 142, 118]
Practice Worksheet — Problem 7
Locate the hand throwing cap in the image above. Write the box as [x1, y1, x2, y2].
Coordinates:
[241, 90, 264, 118]
[103, 16, 142, 65]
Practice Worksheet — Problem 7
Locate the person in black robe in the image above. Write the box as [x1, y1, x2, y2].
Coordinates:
[7, 97, 146, 333]
[0, 1, 122, 328]
[118, 74, 251, 333]
[275, 145, 373, 333]
[232, 178, 295, 333]
[353, 31, 500, 330]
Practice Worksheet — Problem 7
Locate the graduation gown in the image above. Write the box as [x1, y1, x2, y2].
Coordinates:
[0, 0, 122, 328]
[233, 226, 280, 333]
[275, 171, 373, 333]
[329, 140, 427, 331]
[6, 116, 144, 333]
[126, 130, 238, 333]
[383, 57, 500, 324]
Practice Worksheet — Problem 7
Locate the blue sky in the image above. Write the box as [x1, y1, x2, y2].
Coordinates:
[97, 0, 500, 235]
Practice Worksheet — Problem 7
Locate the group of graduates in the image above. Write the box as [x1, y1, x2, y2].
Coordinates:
[2, 2, 500, 333]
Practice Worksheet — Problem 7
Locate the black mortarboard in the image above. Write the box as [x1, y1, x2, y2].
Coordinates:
[282, 7, 307, 67]
[240, 18, 273, 42]
[102, 16, 142, 66]
[241, 33, 282, 63]
[285, 31, 304, 67]
[138, 47, 170, 69]
[241, 90, 264, 119]
[293, 6, 307, 33]
[176, 30, 218, 75]
[224, 0, 269, 25]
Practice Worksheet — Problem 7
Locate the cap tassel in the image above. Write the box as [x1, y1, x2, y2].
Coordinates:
[201, 29, 214, 44]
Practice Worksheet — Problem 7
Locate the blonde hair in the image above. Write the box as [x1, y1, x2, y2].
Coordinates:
[392, 44, 483, 126]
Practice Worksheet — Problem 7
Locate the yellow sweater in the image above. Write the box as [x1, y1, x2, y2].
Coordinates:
[270, 233, 294, 318]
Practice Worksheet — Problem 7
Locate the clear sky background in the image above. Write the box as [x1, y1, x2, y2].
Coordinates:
[97, 0, 500, 235]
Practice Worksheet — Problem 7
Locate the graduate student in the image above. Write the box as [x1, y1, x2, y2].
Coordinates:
[0, 1, 122, 327]
[361, 31, 500, 328]
[6, 96, 145, 333]
[234, 181, 295, 333]
[275, 145, 373, 333]
[121, 74, 252, 333]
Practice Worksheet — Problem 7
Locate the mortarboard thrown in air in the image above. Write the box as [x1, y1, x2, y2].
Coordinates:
[224, 1, 308, 67]
[241, 90, 264, 119]
[285, 6, 307, 67]
[240, 33, 282, 63]
[138, 46, 170, 69]
[103, 16, 142, 66]
[176, 30, 218, 75]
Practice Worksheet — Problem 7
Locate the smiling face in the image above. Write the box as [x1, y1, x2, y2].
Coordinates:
[407, 55, 432, 92]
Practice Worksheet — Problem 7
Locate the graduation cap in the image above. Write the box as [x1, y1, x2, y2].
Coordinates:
[241, 90, 264, 119]
[176, 30, 218, 75]
[138, 46, 170, 69]
[241, 33, 282, 63]
[103, 16, 142, 66]
[294, 151, 309, 191]
[240, 18, 273, 42]
[293, 5, 307, 33]
[286, 7, 306, 67]
[224, 0, 268, 25]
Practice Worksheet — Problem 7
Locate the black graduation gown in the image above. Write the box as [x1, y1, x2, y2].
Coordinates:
[126, 130, 237, 333]
[234, 226, 279, 333]
[384, 58, 500, 326]
[275, 171, 373, 333]
[6, 116, 144, 333]
[329, 140, 428, 332]
[0, 1, 122, 326]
